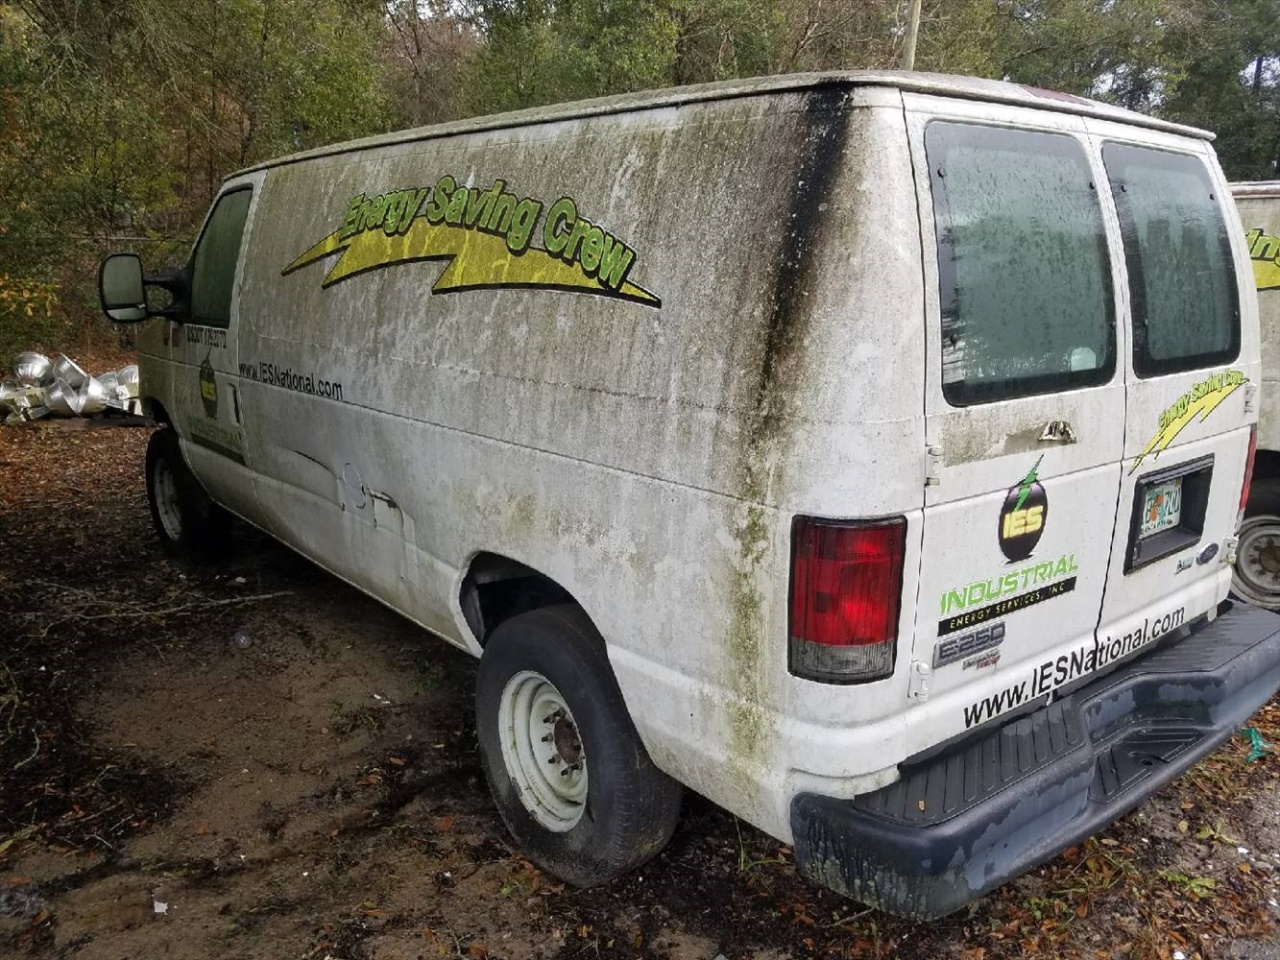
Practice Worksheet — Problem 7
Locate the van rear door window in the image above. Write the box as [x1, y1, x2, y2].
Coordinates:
[926, 122, 1115, 405]
[190, 188, 252, 328]
[1101, 144, 1239, 377]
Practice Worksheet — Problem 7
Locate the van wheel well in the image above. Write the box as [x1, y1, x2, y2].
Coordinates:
[460, 553, 575, 646]
[147, 398, 172, 426]
[1254, 448, 1280, 482]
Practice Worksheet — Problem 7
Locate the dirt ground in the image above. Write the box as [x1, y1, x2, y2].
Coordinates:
[6, 390, 1280, 959]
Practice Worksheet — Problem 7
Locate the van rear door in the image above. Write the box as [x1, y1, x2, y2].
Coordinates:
[901, 95, 1127, 732]
[1085, 123, 1258, 655]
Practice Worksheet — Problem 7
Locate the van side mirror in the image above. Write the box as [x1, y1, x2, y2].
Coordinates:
[99, 254, 148, 323]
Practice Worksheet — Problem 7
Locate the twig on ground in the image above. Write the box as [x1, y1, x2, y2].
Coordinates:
[35, 590, 292, 637]
[13, 728, 41, 769]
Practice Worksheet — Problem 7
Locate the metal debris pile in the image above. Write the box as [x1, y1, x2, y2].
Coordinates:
[1, 352, 141, 425]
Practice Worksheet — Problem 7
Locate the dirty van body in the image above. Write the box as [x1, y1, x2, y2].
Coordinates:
[100, 71, 1280, 919]
[1229, 181, 1280, 610]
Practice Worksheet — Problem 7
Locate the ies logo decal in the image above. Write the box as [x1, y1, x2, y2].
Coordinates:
[999, 456, 1047, 562]
[199, 352, 218, 419]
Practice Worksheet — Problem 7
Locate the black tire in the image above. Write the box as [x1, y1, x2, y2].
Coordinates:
[145, 427, 231, 561]
[1234, 477, 1280, 610]
[475, 604, 683, 887]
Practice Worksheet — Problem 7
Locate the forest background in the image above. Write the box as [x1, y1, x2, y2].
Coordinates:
[3, 0, 1279, 357]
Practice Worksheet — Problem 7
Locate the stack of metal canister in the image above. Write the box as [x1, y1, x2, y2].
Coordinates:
[1, 352, 141, 424]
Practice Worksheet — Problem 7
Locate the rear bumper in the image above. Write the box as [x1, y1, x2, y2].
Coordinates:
[790, 602, 1280, 919]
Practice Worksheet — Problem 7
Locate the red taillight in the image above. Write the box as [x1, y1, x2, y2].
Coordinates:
[1241, 424, 1258, 516]
[789, 515, 907, 684]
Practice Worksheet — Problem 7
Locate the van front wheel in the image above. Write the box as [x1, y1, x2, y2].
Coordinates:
[1235, 478, 1280, 610]
[145, 428, 230, 561]
[475, 604, 682, 887]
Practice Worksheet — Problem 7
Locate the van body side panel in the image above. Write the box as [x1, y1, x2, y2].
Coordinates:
[231, 88, 924, 839]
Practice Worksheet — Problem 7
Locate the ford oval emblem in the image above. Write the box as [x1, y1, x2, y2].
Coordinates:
[1197, 542, 1219, 565]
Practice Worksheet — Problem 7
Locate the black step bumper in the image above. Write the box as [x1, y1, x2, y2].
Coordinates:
[790, 602, 1280, 920]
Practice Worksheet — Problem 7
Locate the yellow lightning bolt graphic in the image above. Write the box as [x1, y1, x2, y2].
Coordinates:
[283, 217, 660, 307]
[1252, 257, 1280, 292]
[1129, 376, 1245, 474]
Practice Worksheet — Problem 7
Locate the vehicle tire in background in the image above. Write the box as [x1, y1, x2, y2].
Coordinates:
[1234, 477, 1280, 610]
[145, 427, 231, 561]
[475, 604, 683, 887]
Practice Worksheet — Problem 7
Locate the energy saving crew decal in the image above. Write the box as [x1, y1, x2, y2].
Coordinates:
[283, 177, 661, 307]
[1246, 228, 1280, 291]
[1130, 369, 1247, 473]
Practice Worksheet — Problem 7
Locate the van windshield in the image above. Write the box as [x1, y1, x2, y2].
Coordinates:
[926, 122, 1115, 405]
[1102, 144, 1239, 377]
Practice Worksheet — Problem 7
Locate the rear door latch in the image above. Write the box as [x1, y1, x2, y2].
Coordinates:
[1223, 536, 1239, 565]
[908, 661, 931, 702]
[925, 445, 943, 487]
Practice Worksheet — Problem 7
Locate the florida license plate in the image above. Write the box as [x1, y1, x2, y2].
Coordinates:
[1140, 478, 1183, 538]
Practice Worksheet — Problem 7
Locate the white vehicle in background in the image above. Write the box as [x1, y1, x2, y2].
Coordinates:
[1230, 181, 1280, 609]
[99, 72, 1280, 919]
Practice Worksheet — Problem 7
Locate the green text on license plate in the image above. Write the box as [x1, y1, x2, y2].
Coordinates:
[1140, 478, 1182, 538]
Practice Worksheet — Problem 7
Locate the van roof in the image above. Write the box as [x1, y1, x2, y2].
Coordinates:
[1231, 180, 1280, 199]
[235, 70, 1212, 178]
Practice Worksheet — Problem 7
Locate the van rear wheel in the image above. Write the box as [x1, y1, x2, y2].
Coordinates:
[145, 428, 230, 561]
[1234, 478, 1280, 610]
[475, 604, 682, 887]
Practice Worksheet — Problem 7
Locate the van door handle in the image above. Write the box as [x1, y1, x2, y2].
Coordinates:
[1039, 420, 1076, 443]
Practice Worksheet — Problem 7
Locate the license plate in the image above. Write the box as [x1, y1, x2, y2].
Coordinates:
[1140, 478, 1182, 538]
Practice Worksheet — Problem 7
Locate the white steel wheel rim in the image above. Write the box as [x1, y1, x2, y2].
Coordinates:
[1234, 514, 1280, 609]
[153, 457, 183, 542]
[497, 670, 587, 832]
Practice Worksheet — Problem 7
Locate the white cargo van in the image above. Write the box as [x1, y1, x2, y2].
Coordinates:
[1229, 182, 1280, 609]
[100, 72, 1280, 919]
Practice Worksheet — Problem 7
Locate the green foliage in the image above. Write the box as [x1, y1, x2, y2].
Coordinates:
[1158, 1, 1280, 179]
[0, 274, 66, 360]
[5, 0, 1280, 362]
[1157, 869, 1217, 898]
[464, 0, 784, 114]
[0, 0, 398, 359]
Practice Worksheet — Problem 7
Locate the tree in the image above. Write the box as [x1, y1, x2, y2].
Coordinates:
[0, 0, 398, 356]
[463, 0, 783, 115]
[383, 0, 482, 127]
[1158, 0, 1280, 179]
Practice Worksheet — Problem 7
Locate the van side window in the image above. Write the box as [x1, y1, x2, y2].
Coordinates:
[1102, 144, 1239, 377]
[190, 189, 252, 328]
[926, 122, 1115, 405]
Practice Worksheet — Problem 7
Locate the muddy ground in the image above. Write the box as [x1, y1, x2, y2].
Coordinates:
[4, 400, 1280, 959]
